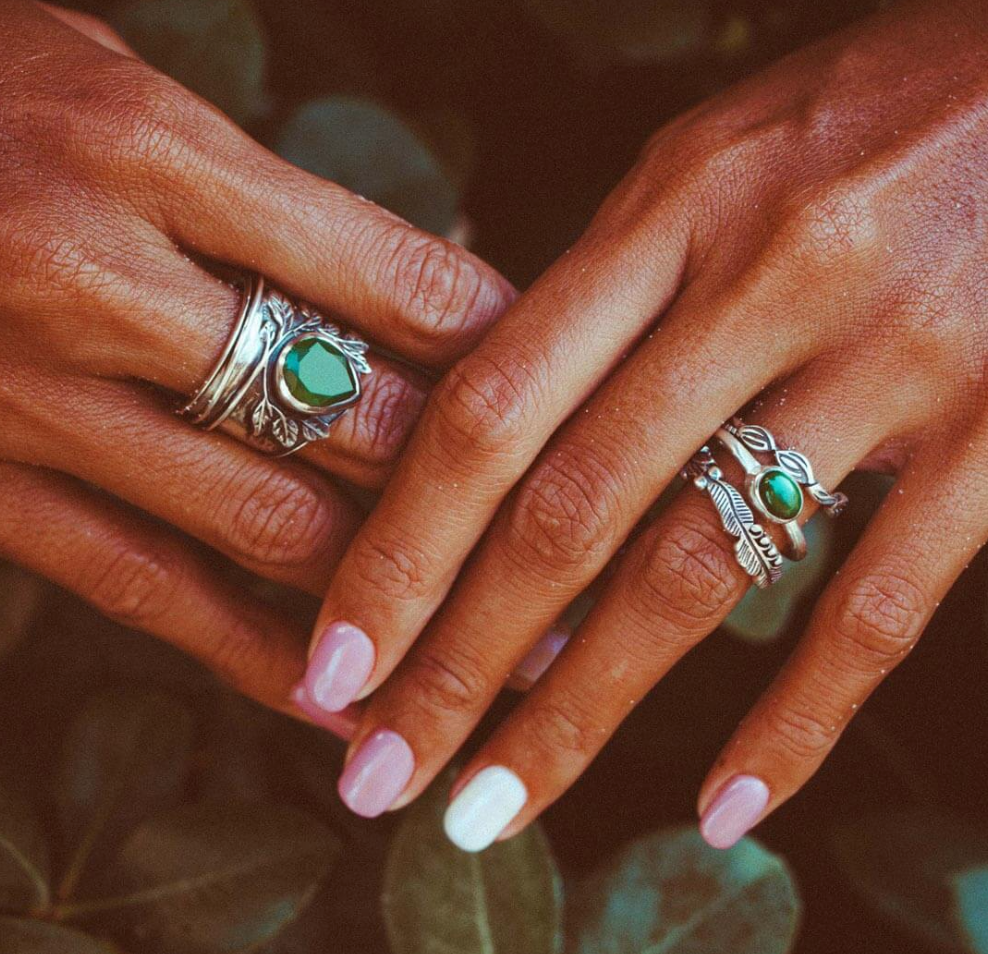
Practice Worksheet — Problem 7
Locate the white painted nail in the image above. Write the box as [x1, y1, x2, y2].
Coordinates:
[443, 766, 528, 852]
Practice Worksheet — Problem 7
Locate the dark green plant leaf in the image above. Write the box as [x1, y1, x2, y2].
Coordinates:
[0, 781, 49, 914]
[525, 0, 711, 63]
[114, 0, 268, 126]
[0, 917, 116, 954]
[955, 868, 988, 953]
[275, 97, 459, 237]
[723, 517, 833, 644]
[55, 690, 194, 900]
[383, 772, 563, 954]
[834, 812, 988, 952]
[568, 826, 800, 954]
[63, 801, 340, 954]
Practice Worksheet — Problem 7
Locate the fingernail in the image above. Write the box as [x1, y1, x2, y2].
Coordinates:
[510, 628, 570, 690]
[303, 621, 374, 713]
[699, 775, 770, 849]
[443, 766, 527, 852]
[338, 729, 415, 818]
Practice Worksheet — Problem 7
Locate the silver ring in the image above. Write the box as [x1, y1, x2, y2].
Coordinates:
[683, 447, 784, 588]
[724, 419, 848, 517]
[715, 427, 808, 561]
[181, 274, 372, 457]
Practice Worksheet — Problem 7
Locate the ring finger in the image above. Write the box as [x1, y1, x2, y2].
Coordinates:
[433, 360, 922, 849]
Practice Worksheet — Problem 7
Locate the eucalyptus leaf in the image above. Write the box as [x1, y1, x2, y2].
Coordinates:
[955, 868, 988, 953]
[0, 917, 116, 954]
[275, 97, 459, 237]
[383, 772, 563, 954]
[114, 0, 268, 126]
[525, 0, 711, 63]
[568, 827, 800, 954]
[65, 801, 340, 954]
[834, 812, 988, 952]
[55, 690, 194, 900]
[0, 781, 49, 914]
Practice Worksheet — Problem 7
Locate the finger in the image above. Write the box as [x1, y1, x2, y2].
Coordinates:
[0, 460, 350, 733]
[4, 372, 360, 596]
[149, 108, 515, 368]
[77, 244, 432, 489]
[695, 432, 988, 848]
[38, 3, 138, 56]
[433, 362, 918, 849]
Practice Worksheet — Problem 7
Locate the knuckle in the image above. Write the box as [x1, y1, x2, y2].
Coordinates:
[635, 514, 741, 630]
[780, 183, 880, 273]
[335, 373, 423, 473]
[405, 646, 491, 717]
[224, 469, 337, 570]
[829, 572, 927, 667]
[505, 447, 619, 577]
[380, 228, 493, 346]
[431, 351, 536, 457]
[346, 535, 433, 604]
[524, 694, 600, 759]
[80, 544, 178, 630]
[764, 703, 835, 764]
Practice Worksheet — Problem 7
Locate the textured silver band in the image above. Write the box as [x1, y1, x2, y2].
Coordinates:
[684, 447, 784, 588]
[715, 427, 808, 561]
[180, 274, 372, 456]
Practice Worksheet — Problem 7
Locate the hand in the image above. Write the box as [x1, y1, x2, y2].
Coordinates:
[0, 2, 513, 722]
[301, 0, 988, 840]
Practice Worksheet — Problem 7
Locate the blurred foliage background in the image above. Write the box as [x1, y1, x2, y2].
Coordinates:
[0, 0, 986, 952]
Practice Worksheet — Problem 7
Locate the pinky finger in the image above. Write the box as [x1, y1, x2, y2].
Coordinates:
[0, 461, 356, 737]
[697, 436, 988, 849]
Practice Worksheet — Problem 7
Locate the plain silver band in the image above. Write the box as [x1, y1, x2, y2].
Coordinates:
[715, 427, 808, 561]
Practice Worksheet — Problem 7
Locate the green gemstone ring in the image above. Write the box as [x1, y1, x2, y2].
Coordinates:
[181, 274, 372, 456]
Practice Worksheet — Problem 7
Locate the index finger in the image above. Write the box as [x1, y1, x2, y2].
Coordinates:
[298, 206, 693, 714]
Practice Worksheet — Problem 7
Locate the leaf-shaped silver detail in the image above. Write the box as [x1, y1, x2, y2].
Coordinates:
[250, 400, 269, 436]
[338, 337, 372, 375]
[302, 418, 333, 443]
[777, 448, 814, 485]
[704, 477, 782, 587]
[737, 425, 775, 453]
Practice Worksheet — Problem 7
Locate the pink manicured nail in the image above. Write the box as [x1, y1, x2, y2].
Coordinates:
[700, 775, 770, 849]
[511, 629, 570, 689]
[338, 730, 415, 818]
[303, 622, 374, 714]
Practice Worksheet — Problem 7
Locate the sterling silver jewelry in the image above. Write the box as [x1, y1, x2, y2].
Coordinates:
[181, 274, 372, 456]
[684, 447, 784, 588]
[724, 420, 848, 516]
[715, 427, 809, 561]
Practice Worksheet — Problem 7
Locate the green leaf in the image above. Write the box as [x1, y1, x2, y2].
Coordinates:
[114, 0, 268, 127]
[55, 691, 194, 900]
[955, 868, 988, 953]
[383, 772, 564, 954]
[0, 781, 49, 914]
[64, 801, 340, 954]
[524, 0, 712, 64]
[568, 826, 800, 954]
[275, 97, 459, 237]
[723, 516, 833, 644]
[834, 812, 988, 952]
[0, 917, 117, 954]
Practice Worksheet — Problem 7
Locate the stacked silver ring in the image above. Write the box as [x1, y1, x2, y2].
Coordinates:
[181, 274, 372, 457]
[685, 419, 847, 587]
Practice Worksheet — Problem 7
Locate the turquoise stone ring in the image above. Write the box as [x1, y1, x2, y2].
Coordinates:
[182, 274, 372, 456]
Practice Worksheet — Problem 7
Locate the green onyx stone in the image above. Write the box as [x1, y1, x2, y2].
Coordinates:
[758, 469, 803, 520]
[283, 338, 357, 408]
